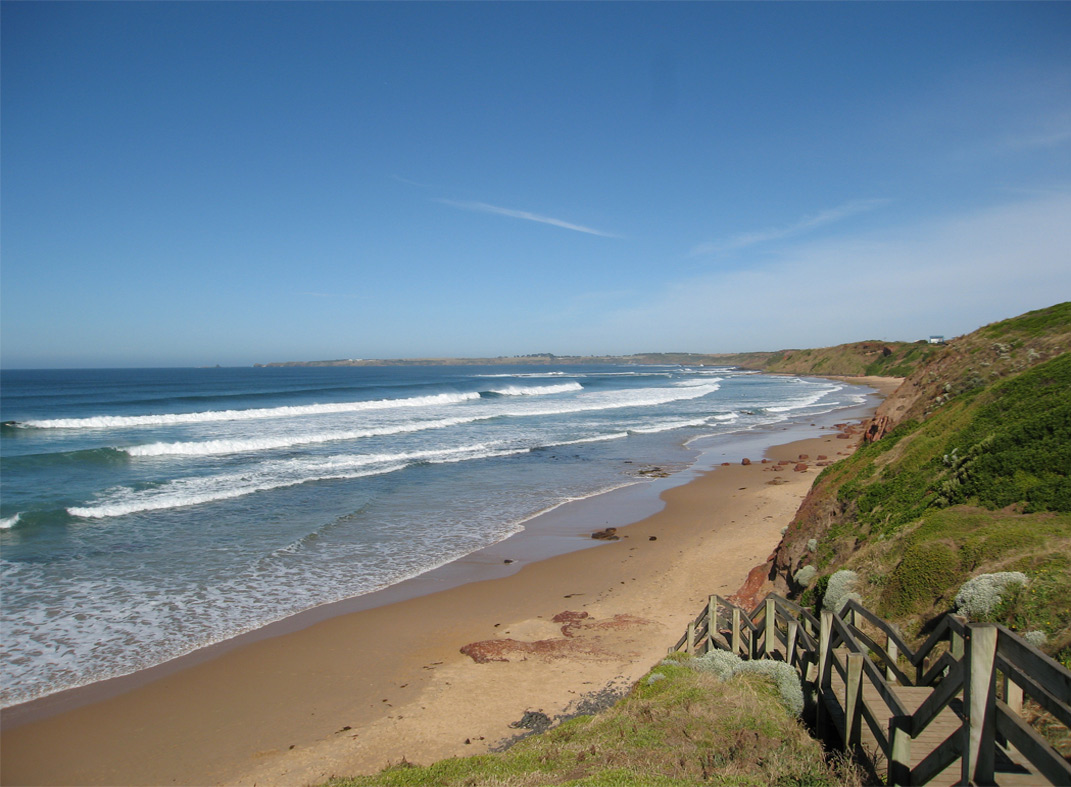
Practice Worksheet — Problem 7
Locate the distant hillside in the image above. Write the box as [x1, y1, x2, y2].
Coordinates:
[255, 340, 937, 378]
[757, 340, 939, 377]
[769, 302, 1071, 672]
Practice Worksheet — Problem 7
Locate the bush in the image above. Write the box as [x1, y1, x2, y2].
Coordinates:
[794, 565, 817, 588]
[823, 570, 859, 615]
[954, 572, 1028, 619]
[735, 660, 805, 716]
[690, 650, 804, 716]
[687, 649, 741, 681]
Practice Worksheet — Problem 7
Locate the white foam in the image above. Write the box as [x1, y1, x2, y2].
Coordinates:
[673, 377, 723, 387]
[21, 392, 481, 430]
[630, 417, 710, 434]
[70, 444, 519, 519]
[122, 383, 723, 458]
[0, 514, 19, 530]
[486, 382, 583, 396]
[474, 371, 570, 378]
[765, 384, 842, 413]
[124, 415, 481, 457]
[551, 432, 630, 446]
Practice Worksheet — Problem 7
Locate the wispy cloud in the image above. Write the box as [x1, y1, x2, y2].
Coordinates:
[999, 126, 1071, 152]
[436, 199, 620, 238]
[391, 174, 440, 190]
[577, 192, 1071, 354]
[689, 198, 889, 257]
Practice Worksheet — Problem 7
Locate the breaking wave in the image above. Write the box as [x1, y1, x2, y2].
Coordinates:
[19, 392, 482, 430]
[122, 384, 722, 458]
[483, 382, 583, 396]
[69, 444, 526, 519]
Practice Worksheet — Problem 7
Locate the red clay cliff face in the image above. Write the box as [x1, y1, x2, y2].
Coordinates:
[728, 558, 775, 610]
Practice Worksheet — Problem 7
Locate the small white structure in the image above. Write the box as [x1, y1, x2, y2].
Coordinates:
[928, 335, 945, 345]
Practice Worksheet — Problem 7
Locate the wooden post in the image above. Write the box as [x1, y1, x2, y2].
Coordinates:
[845, 652, 864, 750]
[686, 621, 696, 655]
[1003, 671, 1023, 715]
[751, 605, 761, 660]
[707, 596, 718, 654]
[964, 623, 997, 786]
[818, 610, 832, 688]
[999, 669, 1024, 755]
[731, 606, 742, 657]
[950, 625, 965, 659]
[764, 597, 776, 659]
[889, 716, 912, 786]
[815, 610, 833, 735]
[786, 619, 799, 670]
[886, 636, 899, 685]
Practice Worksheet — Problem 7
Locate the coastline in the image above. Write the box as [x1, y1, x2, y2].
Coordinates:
[0, 377, 897, 786]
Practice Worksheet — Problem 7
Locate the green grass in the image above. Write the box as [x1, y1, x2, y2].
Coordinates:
[328, 663, 860, 787]
[980, 302, 1071, 340]
[824, 353, 1071, 541]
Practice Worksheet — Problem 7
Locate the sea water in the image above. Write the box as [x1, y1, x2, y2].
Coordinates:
[0, 364, 869, 707]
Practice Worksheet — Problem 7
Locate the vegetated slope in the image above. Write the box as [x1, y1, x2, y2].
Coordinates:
[756, 340, 939, 377]
[771, 302, 1071, 667]
[328, 659, 859, 787]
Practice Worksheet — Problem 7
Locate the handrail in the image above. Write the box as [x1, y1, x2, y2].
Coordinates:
[841, 598, 918, 665]
[908, 660, 965, 737]
[995, 653, 1071, 730]
[830, 612, 912, 719]
[671, 592, 1071, 786]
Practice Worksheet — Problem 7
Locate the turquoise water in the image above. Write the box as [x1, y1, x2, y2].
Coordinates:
[0, 364, 869, 706]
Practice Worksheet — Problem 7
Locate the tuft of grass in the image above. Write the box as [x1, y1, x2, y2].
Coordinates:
[328, 662, 861, 787]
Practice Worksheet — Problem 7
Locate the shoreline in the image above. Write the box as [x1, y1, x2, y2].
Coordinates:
[0, 377, 897, 786]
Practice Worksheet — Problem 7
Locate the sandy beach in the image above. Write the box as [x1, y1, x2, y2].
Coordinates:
[0, 379, 896, 786]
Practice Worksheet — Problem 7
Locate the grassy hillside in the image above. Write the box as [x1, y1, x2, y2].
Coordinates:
[757, 340, 939, 378]
[773, 302, 1071, 667]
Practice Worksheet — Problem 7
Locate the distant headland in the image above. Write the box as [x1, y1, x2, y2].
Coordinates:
[254, 340, 939, 378]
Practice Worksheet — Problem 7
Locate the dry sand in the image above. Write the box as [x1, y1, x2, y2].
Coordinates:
[1, 387, 888, 786]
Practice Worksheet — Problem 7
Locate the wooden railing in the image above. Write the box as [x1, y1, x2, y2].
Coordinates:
[671, 593, 1071, 786]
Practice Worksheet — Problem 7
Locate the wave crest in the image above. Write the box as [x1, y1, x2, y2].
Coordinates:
[21, 392, 481, 430]
[484, 382, 583, 396]
[71, 444, 527, 519]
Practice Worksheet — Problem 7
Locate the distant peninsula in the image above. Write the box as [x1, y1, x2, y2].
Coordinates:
[255, 340, 940, 379]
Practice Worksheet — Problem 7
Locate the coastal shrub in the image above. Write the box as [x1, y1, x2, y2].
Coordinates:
[689, 650, 804, 716]
[822, 570, 859, 615]
[735, 660, 805, 717]
[688, 649, 741, 681]
[794, 565, 817, 588]
[806, 538, 818, 553]
[882, 542, 962, 618]
[1024, 630, 1048, 648]
[954, 572, 1028, 620]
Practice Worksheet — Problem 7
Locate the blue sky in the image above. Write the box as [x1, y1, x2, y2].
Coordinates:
[2, 2, 1070, 368]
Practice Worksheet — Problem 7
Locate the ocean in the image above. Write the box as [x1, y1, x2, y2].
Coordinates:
[0, 364, 873, 708]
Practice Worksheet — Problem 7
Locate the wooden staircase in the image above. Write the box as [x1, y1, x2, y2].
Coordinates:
[671, 594, 1071, 786]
